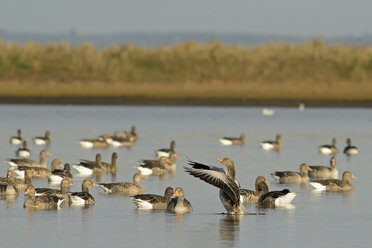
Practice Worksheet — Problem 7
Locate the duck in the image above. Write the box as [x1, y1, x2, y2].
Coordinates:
[16, 140, 32, 158]
[73, 153, 105, 175]
[10, 129, 24, 145]
[166, 187, 193, 214]
[271, 163, 312, 184]
[79, 134, 112, 149]
[11, 158, 63, 179]
[240, 176, 269, 202]
[343, 138, 359, 155]
[48, 163, 73, 184]
[185, 157, 247, 215]
[24, 185, 65, 209]
[260, 134, 282, 151]
[258, 189, 297, 207]
[33, 131, 51, 145]
[219, 134, 247, 146]
[7, 150, 52, 168]
[135, 157, 172, 176]
[156, 140, 176, 158]
[35, 178, 73, 201]
[101, 152, 118, 173]
[309, 171, 356, 192]
[318, 138, 339, 155]
[0, 172, 19, 196]
[132, 187, 174, 210]
[98, 173, 147, 194]
[308, 156, 338, 179]
[69, 179, 98, 206]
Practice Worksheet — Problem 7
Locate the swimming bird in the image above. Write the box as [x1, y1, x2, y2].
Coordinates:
[98, 173, 147, 194]
[136, 156, 172, 176]
[79, 134, 112, 149]
[309, 156, 338, 179]
[48, 163, 73, 184]
[185, 157, 247, 215]
[318, 138, 339, 155]
[0, 172, 18, 196]
[10, 129, 24, 145]
[16, 141, 31, 158]
[11, 158, 63, 179]
[271, 163, 312, 184]
[156, 140, 176, 158]
[309, 171, 356, 192]
[6, 150, 52, 168]
[132, 187, 174, 210]
[166, 187, 193, 214]
[69, 179, 98, 206]
[33, 131, 51, 145]
[101, 152, 118, 173]
[73, 153, 105, 175]
[240, 176, 269, 202]
[260, 134, 282, 151]
[258, 189, 297, 207]
[24, 185, 65, 209]
[343, 138, 359, 155]
[219, 134, 247, 146]
[35, 178, 73, 202]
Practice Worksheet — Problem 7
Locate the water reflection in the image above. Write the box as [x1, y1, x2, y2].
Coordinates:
[219, 215, 241, 245]
[0, 195, 17, 208]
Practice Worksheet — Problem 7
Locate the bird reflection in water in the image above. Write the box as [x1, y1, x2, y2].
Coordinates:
[219, 215, 241, 244]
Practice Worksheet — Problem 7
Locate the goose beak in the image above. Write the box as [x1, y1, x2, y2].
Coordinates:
[307, 167, 312, 171]
[266, 180, 270, 183]
[69, 183, 74, 186]
[141, 175, 148, 180]
[93, 183, 99, 187]
[46, 152, 52, 156]
[174, 154, 180, 159]
[173, 191, 178, 197]
[217, 158, 224, 163]
[351, 174, 356, 179]
[25, 188, 30, 195]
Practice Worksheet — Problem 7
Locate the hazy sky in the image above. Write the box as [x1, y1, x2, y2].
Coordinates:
[1, 0, 371, 36]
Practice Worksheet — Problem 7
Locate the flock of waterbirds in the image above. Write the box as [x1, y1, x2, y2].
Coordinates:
[1, 127, 359, 215]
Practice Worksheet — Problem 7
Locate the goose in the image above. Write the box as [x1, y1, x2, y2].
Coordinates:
[219, 134, 247, 146]
[101, 152, 118, 173]
[132, 187, 174, 210]
[129, 125, 138, 142]
[35, 178, 73, 202]
[48, 163, 73, 184]
[24, 185, 65, 209]
[271, 163, 312, 184]
[185, 157, 247, 215]
[343, 138, 359, 155]
[33, 131, 51, 145]
[240, 176, 269, 202]
[260, 134, 282, 151]
[135, 157, 172, 176]
[79, 134, 112, 149]
[156, 140, 176, 158]
[69, 179, 98, 206]
[16, 141, 31, 158]
[258, 189, 297, 207]
[0, 172, 18, 196]
[10, 129, 24, 145]
[99, 173, 147, 194]
[309, 156, 338, 179]
[11, 158, 63, 179]
[73, 153, 105, 175]
[109, 132, 133, 147]
[318, 138, 339, 155]
[6, 150, 52, 168]
[166, 187, 193, 214]
[11, 169, 35, 191]
[309, 171, 356, 192]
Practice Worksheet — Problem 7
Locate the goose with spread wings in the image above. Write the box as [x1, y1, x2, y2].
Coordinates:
[184, 157, 247, 215]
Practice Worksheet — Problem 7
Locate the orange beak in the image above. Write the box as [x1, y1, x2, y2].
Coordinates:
[25, 188, 30, 195]
[69, 183, 74, 186]
[265, 180, 270, 183]
[173, 191, 178, 197]
[59, 164, 64, 169]
[33, 171, 40, 177]
[93, 183, 99, 187]
[307, 167, 312, 171]
[46, 152, 52, 156]
[217, 158, 224, 163]
[174, 154, 180, 159]
[141, 175, 148, 180]
[351, 174, 356, 179]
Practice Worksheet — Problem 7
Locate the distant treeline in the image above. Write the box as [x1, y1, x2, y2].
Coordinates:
[1, 39, 372, 84]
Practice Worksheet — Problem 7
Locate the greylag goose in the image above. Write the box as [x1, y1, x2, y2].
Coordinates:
[166, 187, 193, 214]
[35, 178, 73, 201]
[260, 134, 282, 151]
[16, 141, 31, 158]
[24, 185, 65, 209]
[136, 157, 172, 176]
[185, 158, 247, 215]
[98, 173, 147, 194]
[129, 125, 138, 142]
[10, 129, 24, 145]
[318, 138, 339, 155]
[0, 172, 18, 196]
[48, 163, 73, 184]
[310, 171, 356, 192]
[73, 153, 105, 175]
[240, 176, 269, 202]
[109, 131, 133, 147]
[132, 187, 174, 209]
[309, 156, 338, 179]
[79, 134, 112, 149]
[156, 140, 176, 158]
[258, 189, 297, 207]
[343, 138, 359, 155]
[101, 152, 118, 173]
[33, 131, 51, 145]
[7, 150, 52, 168]
[69, 179, 98, 205]
[10, 169, 35, 191]
[271, 163, 312, 184]
[11, 158, 63, 179]
[219, 134, 247, 146]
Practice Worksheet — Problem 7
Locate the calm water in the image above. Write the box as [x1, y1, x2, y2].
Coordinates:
[0, 105, 371, 248]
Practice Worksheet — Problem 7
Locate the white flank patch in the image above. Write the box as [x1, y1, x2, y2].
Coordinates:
[11, 169, 25, 179]
[18, 150, 31, 158]
[6, 160, 18, 167]
[69, 195, 86, 206]
[261, 143, 274, 150]
[275, 192, 297, 205]
[133, 199, 153, 209]
[262, 108, 275, 116]
[79, 141, 93, 149]
[98, 185, 112, 193]
[33, 138, 46, 145]
[72, 165, 93, 175]
[309, 182, 326, 191]
[48, 175, 63, 184]
[318, 147, 332, 155]
[219, 139, 233, 146]
[136, 167, 153, 176]
[156, 151, 170, 158]
[10, 138, 23, 145]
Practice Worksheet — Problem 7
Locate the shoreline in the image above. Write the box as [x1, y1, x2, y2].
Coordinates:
[1, 96, 372, 107]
